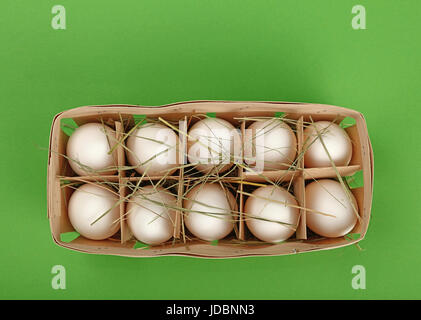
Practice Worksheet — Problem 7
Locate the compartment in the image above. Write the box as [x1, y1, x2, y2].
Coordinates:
[180, 179, 241, 243]
[119, 115, 183, 180]
[57, 117, 122, 178]
[58, 179, 123, 246]
[122, 177, 181, 245]
[240, 113, 300, 182]
[301, 115, 362, 180]
[239, 180, 302, 243]
[183, 113, 242, 178]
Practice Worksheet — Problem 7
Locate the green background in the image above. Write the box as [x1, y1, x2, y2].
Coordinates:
[0, 0, 420, 300]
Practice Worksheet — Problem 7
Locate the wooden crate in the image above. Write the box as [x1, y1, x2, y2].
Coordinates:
[47, 101, 373, 258]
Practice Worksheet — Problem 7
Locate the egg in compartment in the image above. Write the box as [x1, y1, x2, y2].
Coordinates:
[126, 122, 179, 176]
[303, 121, 352, 168]
[68, 183, 120, 240]
[126, 185, 177, 245]
[244, 185, 300, 243]
[244, 118, 297, 171]
[187, 117, 241, 174]
[66, 123, 118, 175]
[305, 179, 358, 238]
[183, 183, 237, 241]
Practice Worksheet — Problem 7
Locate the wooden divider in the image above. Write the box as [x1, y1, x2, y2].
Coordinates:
[115, 121, 132, 243]
[238, 121, 246, 240]
[174, 116, 187, 239]
[294, 116, 306, 240]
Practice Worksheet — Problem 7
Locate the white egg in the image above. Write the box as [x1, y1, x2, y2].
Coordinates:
[187, 117, 241, 174]
[303, 121, 352, 168]
[126, 123, 179, 176]
[183, 183, 237, 241]
[68, 183, 120, 240]
[66, 123, 117, 175]
[244, 186, 299, 243]
[126, 185, 177, 245]
[305, 179, 358, 238]
[245, 119, 297, 171]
